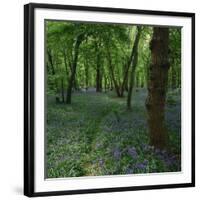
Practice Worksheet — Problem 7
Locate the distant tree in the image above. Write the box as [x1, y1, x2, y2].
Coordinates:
[127, 27, 142, 110]
[66, 33, 85, 104]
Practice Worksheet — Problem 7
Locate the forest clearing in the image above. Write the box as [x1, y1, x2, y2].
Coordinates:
[46, 21, 181, 178]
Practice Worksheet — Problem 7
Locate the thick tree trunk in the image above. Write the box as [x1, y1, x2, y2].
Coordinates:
[146, 27, 170, 149]
[127, 27, 141, 110]
[66, 34, 84, 104]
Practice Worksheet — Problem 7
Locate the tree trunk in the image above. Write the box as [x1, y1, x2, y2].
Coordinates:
[61, 77, 65, 103]
[120, 28, 142, 96]
[127, 27, 141, 110]
[107, 48, 121, 97]
[47, 49, 55, 75]
[66, 34, 84, 104]
[96, 53, 102, 92]
[62, 49, 70, 101]
[85, 63, 89, 90]
[47, 48, 59, 102]
[146, 27, 170, 149]
[104, 75, 108, 92]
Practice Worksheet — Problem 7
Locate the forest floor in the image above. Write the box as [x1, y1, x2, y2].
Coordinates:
[46, 88, 181, 178]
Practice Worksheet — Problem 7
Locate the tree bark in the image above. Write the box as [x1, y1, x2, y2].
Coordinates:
[127, 27, 141, 110]
[146, 27, 170, 149]
[66, 34, 84, 104]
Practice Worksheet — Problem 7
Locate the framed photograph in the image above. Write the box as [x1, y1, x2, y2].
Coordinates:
[24, 3, 195, 197]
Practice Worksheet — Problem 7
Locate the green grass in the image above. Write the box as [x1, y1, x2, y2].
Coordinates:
[46, 89, 181, 178]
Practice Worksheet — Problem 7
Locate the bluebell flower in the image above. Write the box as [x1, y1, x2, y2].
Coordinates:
[142, 143, 154, 152]
[135, 163, 146, 170]
[135, 160, 148, 171]
[99, 159, 104, 167]
[126, 168, 133, 174]
[113, 147, 121, 160]
[127, 147, 138, 159]
[164, 155, 177, 167]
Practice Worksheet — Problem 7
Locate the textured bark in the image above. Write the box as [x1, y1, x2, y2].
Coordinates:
[146, 27, 170, 149]
[66, 34, 84, 104]
[127, 27, 141, 110]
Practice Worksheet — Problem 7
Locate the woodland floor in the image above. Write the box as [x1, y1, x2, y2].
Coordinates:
[46, 88, 181, 178]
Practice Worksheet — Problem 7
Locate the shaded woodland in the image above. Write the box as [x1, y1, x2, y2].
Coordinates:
[46, 21, 181, 178]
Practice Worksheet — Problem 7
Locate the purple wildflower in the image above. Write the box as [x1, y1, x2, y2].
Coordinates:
[135, 163, 146, 170]
[143, 159, 149, 165]
[154, 148, 168, 160]
[164, 155, 177, 167]
[113, 147, 121, 160]
[127, 147, 138, 159]
[141, 143, 154, 152]
[126, 168, 133, 174]
[99, 159, 104, 167]
[155, 148, 161, 155]
[135, 160, 148, 171]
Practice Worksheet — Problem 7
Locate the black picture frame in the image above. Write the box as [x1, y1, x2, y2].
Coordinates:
[24, 3, 195, 197]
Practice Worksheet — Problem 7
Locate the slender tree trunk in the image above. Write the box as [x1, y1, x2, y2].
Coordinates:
[107, 48, 121, 97]
[104, 75, 108, 92]
[73, 78, 79, 91]
[122, 61, 129, 92]
[127, 27, 141, 110]
[146, 27, 170, 149]
[61, 77, 65, 103]
[85, 63, 89, 90]
[66, 34, 84, 104]
[120, 28, 142, 96]
[96, 53, 102, 92]
[47, 49, 55, 75]
[125, 76, 129, 92]
[62, 49, 70, 101]
[109, 75, 113, 90]
[47, 49, 59, 102]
